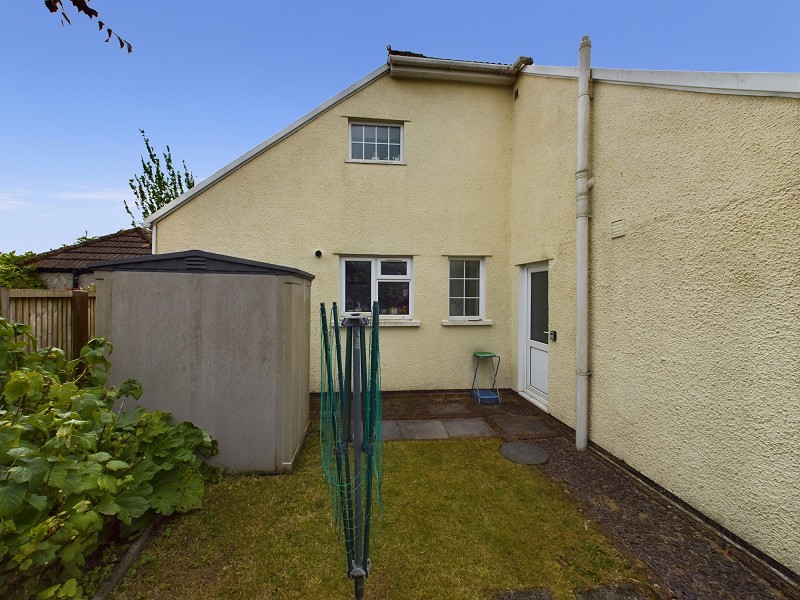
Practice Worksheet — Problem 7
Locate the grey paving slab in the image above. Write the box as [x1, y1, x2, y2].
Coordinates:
[441, 417, 495, 438]
[381, 420, 402, 441]
[489, 414, 557, 437]
[500, 441, 549, 464]
[398, 419, 448, 440]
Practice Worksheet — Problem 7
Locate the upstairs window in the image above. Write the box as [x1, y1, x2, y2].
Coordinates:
[341, 257, 412, 317]
[448, 258, 485, 318]
[350, 123, 403, 162]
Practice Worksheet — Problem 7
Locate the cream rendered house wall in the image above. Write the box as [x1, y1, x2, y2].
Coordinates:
[155, 73, 516, 392]
[508, 75, 578, 428]
[510, 73, 799, 572]
[589, 84, 799, 573]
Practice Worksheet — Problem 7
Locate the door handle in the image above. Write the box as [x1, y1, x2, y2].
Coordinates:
[544, 330, 557, 342]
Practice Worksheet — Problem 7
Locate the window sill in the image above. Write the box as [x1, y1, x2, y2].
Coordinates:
[345, 159, 407, 166]
[381, 319, 420, 327]
[338, 319, 420, 327]
[441, 319, 493, 326]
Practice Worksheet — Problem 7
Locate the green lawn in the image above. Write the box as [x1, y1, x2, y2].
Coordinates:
[113, 432, 653, 599]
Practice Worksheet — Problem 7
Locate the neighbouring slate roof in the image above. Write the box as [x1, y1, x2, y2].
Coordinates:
[23, 228, 152, 272]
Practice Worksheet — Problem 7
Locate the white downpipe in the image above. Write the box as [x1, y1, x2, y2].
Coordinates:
[575, 36, 592, 451]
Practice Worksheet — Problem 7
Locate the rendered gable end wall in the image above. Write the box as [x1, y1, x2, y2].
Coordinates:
[155, 72, 517, 393]
[589, 82, 799, 574]
[509, 70, 799, 573]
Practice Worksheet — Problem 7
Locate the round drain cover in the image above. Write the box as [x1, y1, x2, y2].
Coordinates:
[500, 441, 549, 465]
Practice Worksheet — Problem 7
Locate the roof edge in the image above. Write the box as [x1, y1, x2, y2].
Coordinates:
[521, 65, 800, 97]
[146, 64, 391, 226]
[20, 227, 151, 266]
[388, 52, 532, 85]
[91, 249, 315, 280]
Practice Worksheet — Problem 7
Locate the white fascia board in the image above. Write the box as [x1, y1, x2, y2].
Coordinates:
[520, 65, 800, 98]
[145, 64, 391, 226]
[593, 68, 800, 98]
[519, 65, 578, 79]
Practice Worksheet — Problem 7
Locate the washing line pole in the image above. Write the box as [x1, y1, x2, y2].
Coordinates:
[332, 303, 355, 565]
[320, 305, 353, 572]
[343, 314, 369, 600]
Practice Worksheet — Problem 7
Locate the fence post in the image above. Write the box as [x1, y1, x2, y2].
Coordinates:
[71, 290, 89, 359]
[0, 288, 9, 321]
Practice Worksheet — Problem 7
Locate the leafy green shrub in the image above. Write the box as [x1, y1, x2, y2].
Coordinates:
[0, 252, 45, 290]
[0, 318, 218, 599]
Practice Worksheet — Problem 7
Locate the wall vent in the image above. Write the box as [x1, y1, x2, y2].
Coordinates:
[185, 257, 208, 270]
[611, 219, 625, 238]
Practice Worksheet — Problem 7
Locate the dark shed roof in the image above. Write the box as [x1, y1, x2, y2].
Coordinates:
[23, 228, 152, 272]
[91, 249, 314, 280]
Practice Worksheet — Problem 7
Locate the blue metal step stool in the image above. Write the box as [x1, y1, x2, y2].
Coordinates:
[471, 351, 500, 404]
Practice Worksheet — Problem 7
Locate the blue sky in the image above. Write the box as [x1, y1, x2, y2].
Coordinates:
[1, 0, 798, 253]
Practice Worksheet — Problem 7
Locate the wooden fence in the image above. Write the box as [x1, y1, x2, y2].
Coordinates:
[0, 289, 96, 360]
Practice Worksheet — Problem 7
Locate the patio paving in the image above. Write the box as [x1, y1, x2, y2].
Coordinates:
[366, 390, 799, 600]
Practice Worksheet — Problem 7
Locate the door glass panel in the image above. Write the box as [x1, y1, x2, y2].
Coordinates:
[530, 271, 548, 344]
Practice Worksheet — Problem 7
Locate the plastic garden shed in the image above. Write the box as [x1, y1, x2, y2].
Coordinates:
[93, 250, 314, 473]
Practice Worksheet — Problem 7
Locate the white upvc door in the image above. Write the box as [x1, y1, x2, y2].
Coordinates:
[520, 264, 549, 411]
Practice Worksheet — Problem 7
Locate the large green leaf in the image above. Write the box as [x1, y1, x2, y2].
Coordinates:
[8, 465, 32, 484]
[105, 460, 129, 471]
[0, 484, 26, 517]
[26, 494, 47, 512]
[96, 496, 122, 516]
[116, 493, 150, 524]
[0, 426, 21, 455]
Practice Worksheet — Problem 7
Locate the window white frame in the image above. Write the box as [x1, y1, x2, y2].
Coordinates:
[447, 257, 486, 320]
[340, 257, 413, 319]
[348, 122, 403, 163]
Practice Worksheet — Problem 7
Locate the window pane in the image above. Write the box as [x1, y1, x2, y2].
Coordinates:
[450, 299, 464, 316]
[450, 260, 464, 278]
[345, 261, 372, 312]
[364, 126, 376, 142]
[351, 143, 363, 160]
[450, 279, 464, 297]
[378, 282, 409, 314]
[465, 260, 480, 278]
[389, 144, 401, 161]
[465, 298, 479, 316]
[377, 126, 389, 143]
[380, 260, 407, 276]
[377, 144, 389, 160]
[389, 127, 400, 143]
[351, 125, 363, 142]
[465, 279, 479, 297]
[363, 143, 377, 160]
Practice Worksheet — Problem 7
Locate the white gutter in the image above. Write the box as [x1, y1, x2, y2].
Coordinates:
[575, 36, 593, 451]
[388, 52, 532, 86]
